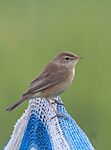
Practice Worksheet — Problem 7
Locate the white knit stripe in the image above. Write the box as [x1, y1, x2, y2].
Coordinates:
[4, 108, 30, 150]
[45, 99, 70, 150]
[48, 117, 70, 150]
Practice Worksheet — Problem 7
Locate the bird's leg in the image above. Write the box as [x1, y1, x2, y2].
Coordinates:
[46, 98, 58, 115]
[51, 113, 69, 120]
[46, 98, 68, 120]
[51, 97, 64, 106]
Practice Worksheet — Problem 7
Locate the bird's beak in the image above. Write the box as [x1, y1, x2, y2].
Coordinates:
[75, 56, 83, 60]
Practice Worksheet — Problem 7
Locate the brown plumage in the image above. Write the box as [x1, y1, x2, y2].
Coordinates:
[6, 51, 82, 112]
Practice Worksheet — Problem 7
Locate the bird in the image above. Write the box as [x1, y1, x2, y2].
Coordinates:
[6, 51, 82, 113]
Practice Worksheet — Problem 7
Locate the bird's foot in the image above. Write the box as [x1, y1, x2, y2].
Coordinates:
[51, 98, 64, 106]
[50, 113, 69, 120]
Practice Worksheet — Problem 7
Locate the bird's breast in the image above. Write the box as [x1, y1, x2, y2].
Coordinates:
[66, 68, 75, 86]
[42, 68, 75, 98]
[71, 67, 75, 81]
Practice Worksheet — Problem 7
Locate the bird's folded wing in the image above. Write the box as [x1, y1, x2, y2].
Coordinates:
[23, 64, 68, 96]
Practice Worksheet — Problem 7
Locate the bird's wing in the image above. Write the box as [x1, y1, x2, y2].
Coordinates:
[22, 63, 68, 96]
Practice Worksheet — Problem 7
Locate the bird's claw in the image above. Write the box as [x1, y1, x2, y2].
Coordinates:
[51, 98, 64, 106]
[50, 113, 69, 120]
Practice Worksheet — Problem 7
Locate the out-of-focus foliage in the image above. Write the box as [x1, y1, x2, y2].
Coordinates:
[0, 1, 111, 149]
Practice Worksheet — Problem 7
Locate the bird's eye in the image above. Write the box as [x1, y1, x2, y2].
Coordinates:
[65, 57, 70, 60]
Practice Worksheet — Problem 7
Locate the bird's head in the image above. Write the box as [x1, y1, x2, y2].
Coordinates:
[53, 51, 82, 69]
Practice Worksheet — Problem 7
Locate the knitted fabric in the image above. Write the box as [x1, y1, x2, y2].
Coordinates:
[4, 97, 95, 150]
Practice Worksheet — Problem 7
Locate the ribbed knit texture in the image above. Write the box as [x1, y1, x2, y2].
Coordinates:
[4, 97, 95, 150]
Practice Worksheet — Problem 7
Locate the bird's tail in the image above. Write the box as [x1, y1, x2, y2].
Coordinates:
[5, 96, 28, 112]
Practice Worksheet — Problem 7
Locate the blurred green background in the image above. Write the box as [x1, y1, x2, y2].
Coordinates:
[0, 0, 111, 149]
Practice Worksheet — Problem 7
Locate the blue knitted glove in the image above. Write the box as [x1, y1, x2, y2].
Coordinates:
[4, 97, 95, 150]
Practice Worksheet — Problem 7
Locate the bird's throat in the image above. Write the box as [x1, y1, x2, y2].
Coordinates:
[72, 67, 75, 78]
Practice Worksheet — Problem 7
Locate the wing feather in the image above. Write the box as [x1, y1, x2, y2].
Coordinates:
[22, 63, 68, 97]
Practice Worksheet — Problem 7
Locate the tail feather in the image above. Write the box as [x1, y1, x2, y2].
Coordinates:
[6, 96, 27, 112]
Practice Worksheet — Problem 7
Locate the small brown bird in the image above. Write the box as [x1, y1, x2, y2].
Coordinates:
[6, 51, 82, 112]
